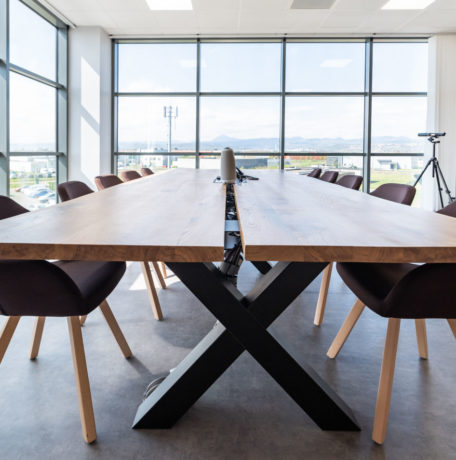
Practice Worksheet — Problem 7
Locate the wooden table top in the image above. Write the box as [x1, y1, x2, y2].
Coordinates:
[2, 168, 456, 264]
[0, 169, 226, 262]
[235, 170, 456, 263]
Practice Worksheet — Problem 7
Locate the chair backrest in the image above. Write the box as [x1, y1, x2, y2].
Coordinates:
[140, 167, 154, 176]
[319, 171, 339, 183]
[337, 174, 363, 191]
[120, 170, 141, 182]
[307, 168, 322, 178]
[437, 201, 456, 218]
[0, 195, 28, 219]
[58, 181, 94, 202]
[94, 174, 123, 190]
[370, 183, 416, 206]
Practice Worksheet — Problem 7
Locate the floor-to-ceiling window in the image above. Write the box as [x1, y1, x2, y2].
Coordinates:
[113, 38, 427, 200]
[0, 0, 67, 209]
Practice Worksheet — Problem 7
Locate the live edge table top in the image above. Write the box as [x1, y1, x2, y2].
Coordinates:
[234, 170, 456, 263]
[0, 169, 226, 262]
[1, 168, 456, 264]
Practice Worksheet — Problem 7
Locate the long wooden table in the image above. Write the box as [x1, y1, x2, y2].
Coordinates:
[2, 169, 456, 432]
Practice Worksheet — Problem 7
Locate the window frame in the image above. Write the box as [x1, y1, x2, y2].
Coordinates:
[112, 37, 428, 192]
[0, 0, 67, 197]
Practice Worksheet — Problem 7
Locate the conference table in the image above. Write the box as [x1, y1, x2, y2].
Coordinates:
[1, 168, 456, 432]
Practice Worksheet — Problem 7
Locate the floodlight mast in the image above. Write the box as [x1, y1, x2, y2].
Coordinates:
[164, 105, 179, 168]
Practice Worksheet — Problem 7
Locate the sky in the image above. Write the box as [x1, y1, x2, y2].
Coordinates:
[6, 0, 429, 154]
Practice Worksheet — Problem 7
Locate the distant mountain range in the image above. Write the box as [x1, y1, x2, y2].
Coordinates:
[118, 135, 423, 154]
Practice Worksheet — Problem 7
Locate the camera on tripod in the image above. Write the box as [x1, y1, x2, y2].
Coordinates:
[414, 131, 454, 207]
[418, 132, 446, 143]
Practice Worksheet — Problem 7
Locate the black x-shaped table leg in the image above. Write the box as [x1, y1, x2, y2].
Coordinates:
[133, 261, 359, 431]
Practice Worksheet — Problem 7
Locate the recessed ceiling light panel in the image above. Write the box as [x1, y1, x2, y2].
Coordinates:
[382, 0, 435, 10]
[146, 0, 193, 11]
[291, 0, 336, 9]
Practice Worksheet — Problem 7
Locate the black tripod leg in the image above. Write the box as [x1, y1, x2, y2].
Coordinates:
[413, 159, 433, 187]
[433, 161, 445, 208]
[435, 161, 455, 204]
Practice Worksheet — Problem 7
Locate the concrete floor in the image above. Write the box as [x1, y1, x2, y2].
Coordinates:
[1, 261, 456, 460]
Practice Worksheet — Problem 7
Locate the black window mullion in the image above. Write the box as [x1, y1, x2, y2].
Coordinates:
[363, 38, 373, 193]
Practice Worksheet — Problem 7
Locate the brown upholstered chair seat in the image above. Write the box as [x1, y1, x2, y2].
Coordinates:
[54, 260, 126, 314]
[0, 260, 125, 317]
[337, 261, 456, 319]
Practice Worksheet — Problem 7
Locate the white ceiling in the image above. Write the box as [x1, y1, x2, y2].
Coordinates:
[44, 0, 456, 36]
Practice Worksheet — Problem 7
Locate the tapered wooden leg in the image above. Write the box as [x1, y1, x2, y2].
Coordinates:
[29, 317, 45, 360]
[0, 316, 20, 365]
[448, 319, 456, 340]
[99, 300, 132, 358]
[160, 262, 167, 279]
[80, 315, 87, 326]
[372, 318, 401, 445]
[141, 262, 163, 320]
[67, 316, 96, 444]
[152, 261, 167, 289]
[327, 298, 365, 358]
[415, 319, 428, 359]
[314, 263, 333, 326]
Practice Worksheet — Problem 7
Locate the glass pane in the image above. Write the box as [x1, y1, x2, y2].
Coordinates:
[370, 156, 423, 206]
[10, 156, 56, 210]
[285, 155, 363, 177]
[200, 97, 280, 153]
[9, 72, 56, 152]
[373, 42, 428, 92]
[285, 97, 364, 153]
[118, 44, 196, 92]
[200, 155, 279, 170]
[117, 154, 195, 172]
[371, 97, 427, 153]
[117, 97, 196, 153]
[286, 42, 365, 92]
[9, 0, 56, 80]
[200, 43, 281, 92]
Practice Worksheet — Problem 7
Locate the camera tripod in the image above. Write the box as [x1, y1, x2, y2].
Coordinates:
[414, 133, 455, 208]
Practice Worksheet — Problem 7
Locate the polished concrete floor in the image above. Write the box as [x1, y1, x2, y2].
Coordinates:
[1, 261, 456, 460]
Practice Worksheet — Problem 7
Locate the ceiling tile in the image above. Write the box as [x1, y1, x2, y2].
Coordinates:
[321, 10, 368, 28]
[46, 0, 454, 34]
[197, 10, 240, 28]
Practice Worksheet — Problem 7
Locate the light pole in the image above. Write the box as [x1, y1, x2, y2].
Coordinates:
[163, 105, 179, 168]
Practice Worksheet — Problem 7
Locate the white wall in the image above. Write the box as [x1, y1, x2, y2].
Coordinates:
[424, 34, 456, 210]
[68, 27, 111, 187]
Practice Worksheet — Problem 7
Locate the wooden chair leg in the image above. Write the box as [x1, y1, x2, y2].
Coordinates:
[448, 319, 456, 340]
[160, 262, 167, 279]
[0, 316, 20, 365]
[152, 261, 167, 289]
[67, 316, 97, 444]
[314, 263, 333, 326]
[80, 315, 87, 326]
[29, 317, 45, 360]
[140, 262, 163, 321]
[99, 300, 132, 358]
[415, 319, 428, 359]
[327, 298, 365, 358]
[372, 318, 401, 445]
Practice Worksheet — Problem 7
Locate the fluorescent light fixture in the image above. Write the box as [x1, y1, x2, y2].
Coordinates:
[146, 0, 193, 10]
[382, 0, 435, 10]
[320, 59, 352, 68]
